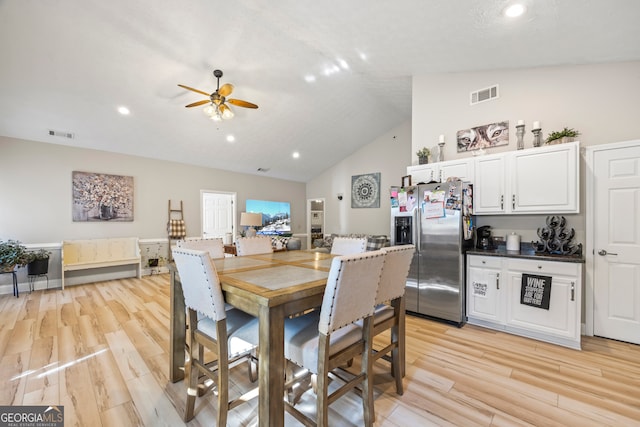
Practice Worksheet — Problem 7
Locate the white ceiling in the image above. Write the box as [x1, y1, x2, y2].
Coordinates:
[1, 1, 639, 182]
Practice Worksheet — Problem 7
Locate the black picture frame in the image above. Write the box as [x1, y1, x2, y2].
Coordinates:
[401, 175, 412, 188]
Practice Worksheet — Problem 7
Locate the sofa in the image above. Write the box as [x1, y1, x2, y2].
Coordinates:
[312, 233, 389, 253]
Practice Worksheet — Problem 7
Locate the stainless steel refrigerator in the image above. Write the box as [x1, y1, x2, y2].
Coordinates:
[390, 180, 474, 325]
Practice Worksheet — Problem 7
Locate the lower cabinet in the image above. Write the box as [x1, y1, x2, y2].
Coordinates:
[467, 255, 582, 350]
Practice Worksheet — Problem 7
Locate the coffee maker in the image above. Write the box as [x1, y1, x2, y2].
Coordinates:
[476, 225, 495, 250]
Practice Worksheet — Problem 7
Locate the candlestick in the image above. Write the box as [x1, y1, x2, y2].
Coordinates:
[516, 124, 525, 150]
[532, 128, 543, 147]
[517, 119, 524, 126]
[438, 134, 445, 143]
[438, 142, 445, 162]
[532, 121, 541, 130]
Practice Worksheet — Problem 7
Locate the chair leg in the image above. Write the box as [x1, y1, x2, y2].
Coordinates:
[362, 318, 375, 427]
[316, 334, 330, 427]
[217, 322, 229, 427]
[184, 338, 199, 422]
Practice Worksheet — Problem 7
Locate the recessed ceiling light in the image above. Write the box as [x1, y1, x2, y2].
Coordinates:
[304, 75, 316, 83]
[504, 4, 526, 18]
[117, 106, 130, 115]
[337, 59, 349, 70]
[226, 135, 235, 143]
[292, 151, 300, 159]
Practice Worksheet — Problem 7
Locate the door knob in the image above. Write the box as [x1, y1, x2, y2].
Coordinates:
[598, 249, 618, 256]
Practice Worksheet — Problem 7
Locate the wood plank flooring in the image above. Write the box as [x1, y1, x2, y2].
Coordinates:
[0, 275, 638, 426]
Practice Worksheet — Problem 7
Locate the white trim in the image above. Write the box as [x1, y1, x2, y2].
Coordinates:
[584, 139, 640, 337]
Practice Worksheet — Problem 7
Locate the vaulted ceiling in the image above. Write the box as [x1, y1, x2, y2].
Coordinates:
[1, 1, 639, 182]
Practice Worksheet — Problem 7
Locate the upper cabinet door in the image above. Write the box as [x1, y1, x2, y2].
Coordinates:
[474, 154, 507, 214]
[510, 142, 579, 213]
[439, 158, 474, 182]
[407, 163, 439, 184]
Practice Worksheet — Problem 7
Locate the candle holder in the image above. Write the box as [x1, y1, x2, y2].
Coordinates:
[437, 142, 445, 162]
[532, 127, 543, 147]
[516, 124, 525, 150]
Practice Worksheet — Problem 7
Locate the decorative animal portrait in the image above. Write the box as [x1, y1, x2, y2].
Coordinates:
[457, 121, 509, 152]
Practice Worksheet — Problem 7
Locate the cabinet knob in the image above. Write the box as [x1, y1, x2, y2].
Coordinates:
[482, 260, 486, 264]
[571, 281, 575, 301]
[537, 265, 542, 269]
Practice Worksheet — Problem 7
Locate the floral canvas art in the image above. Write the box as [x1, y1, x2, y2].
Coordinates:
[72, 171, 134, 221]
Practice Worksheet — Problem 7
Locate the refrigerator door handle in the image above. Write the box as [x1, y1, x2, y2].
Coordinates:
[413, 207, 420, 250]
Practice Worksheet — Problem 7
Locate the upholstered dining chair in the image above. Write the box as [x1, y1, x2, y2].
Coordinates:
[171, 248, 259, 425]
[330, 237, 367, 255]
[369, 244, 414, 395]
[282, 250, 386, 427]
[235, 236, 273, 256]
[176, 237, 225, 259]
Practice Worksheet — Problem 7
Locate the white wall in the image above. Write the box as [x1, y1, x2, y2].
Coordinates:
[412, 61, 640, 243]
[0, 136, 306, 291]
[306, 121, 411, 237]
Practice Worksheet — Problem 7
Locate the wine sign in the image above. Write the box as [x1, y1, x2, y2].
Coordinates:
[520, 274, 552, 309]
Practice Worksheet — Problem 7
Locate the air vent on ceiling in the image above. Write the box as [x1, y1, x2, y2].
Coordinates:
[470, 84, 499, 105]
[257, 167, 270, 173]
[48, 129, 75, 139]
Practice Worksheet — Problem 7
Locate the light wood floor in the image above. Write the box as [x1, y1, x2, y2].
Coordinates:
[1, 275, 639, 426]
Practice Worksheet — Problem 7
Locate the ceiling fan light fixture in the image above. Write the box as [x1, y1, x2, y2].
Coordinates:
[203, 104, 216, 116]
[222, 107, 234, 120]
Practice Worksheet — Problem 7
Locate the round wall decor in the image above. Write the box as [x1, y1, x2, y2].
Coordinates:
[351, 172, 381, 208]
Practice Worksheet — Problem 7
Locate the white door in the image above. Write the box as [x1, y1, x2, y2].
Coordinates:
[593, 143, 640, 344]
[474, 154, 506, 214]
[202, 191, 235, 239]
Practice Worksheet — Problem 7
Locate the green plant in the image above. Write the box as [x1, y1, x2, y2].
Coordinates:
[25, 248, 51, 264]
[0, 239, 29, 269]
[546, 127, 580, 143]
[416, 147, 431, 158]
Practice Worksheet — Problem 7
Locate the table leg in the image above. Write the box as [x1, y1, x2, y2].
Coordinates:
[258, 304, 285, 427]
[170, 269, 186, 382]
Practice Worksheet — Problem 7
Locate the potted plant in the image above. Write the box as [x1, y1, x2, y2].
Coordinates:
[546, 127, 580, 145]
[0, 239, 29, 272]
[416, 147, 431, 164]
[26, 248, 51, 275]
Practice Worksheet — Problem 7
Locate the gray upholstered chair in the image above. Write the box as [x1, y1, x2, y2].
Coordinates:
[171, 248, 259, 425]
[176, 237, 225, 259]
[370, 244, 414, 395]
[329, 237, 367, 255]
[235, 236, 273, 256]
[282, 250, 386, 427]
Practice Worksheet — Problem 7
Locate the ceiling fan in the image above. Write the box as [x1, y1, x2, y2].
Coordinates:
[178, 69, 258, 121]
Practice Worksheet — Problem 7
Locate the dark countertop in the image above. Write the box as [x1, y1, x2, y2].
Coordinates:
[467, 243, 585, 263]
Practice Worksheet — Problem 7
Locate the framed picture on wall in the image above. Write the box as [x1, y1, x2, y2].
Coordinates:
[401, 175, 411, 188]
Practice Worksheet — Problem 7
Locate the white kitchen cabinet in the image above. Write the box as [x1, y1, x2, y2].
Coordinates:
[473, 141, 579, 215]
[439, 158, 474, 182]
[473, 154, 507, 214]
[407, 163, 439, 184]
[407, 158, 473, 184]
[510, 142, 579, 213]
[467, 256, 504, 324]
[466, 254, 582, 349]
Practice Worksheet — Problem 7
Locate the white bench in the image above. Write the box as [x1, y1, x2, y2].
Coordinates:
[61, 237, 141, 289]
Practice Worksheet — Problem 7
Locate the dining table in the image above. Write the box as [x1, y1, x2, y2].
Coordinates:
[169, 249, 335, 427]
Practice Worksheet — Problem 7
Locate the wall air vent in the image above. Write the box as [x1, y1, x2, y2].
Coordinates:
[48, 129, 75, 139]
[470, 84, 499, 105]
[257, 167, 270, 173]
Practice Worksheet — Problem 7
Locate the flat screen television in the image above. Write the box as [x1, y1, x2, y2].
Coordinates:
[246, 199, 291, 235]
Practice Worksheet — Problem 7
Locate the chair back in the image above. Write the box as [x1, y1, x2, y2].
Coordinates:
[176, 238, 225, 259]
[172, 248, 227, 321]
[236, 236, 273, 256]
[376, 245, 414, 305]
[330, 237, 367, 255]
[319, 251, 385, 334]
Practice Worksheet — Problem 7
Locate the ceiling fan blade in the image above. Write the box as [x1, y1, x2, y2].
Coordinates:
[185, 100, 211, 108]
[227, 98, 259, 109]
[218, 83, 234, 97]
[178, 84, 211, 97]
